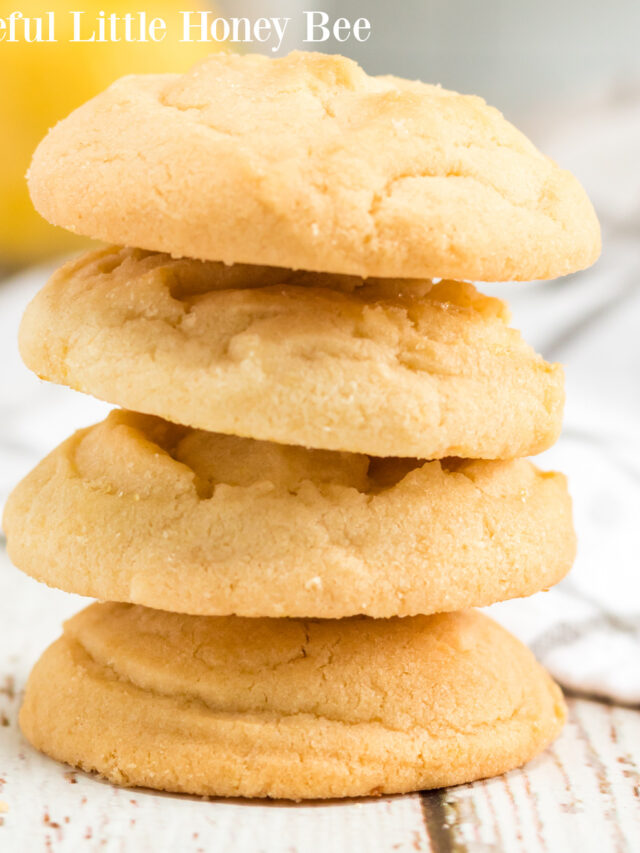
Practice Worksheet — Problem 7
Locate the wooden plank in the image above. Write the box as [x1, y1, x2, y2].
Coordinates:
[418, 699, 640, 853]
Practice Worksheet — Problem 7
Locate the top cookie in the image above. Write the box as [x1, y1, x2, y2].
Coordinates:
[28, 51, 599, 281]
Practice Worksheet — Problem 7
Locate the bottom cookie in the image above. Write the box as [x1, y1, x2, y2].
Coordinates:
[20, 604, 566, 800]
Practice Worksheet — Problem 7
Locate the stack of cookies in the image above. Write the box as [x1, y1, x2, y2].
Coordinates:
[4, 52, 600, 800]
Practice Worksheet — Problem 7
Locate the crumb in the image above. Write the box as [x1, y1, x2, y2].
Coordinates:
[0, 677, 15, 700]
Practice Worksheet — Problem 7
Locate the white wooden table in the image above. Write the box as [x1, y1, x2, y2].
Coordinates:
[0, 547, 638, 852]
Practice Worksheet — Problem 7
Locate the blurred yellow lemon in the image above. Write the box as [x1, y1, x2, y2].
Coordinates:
[0, 1, 220, 265]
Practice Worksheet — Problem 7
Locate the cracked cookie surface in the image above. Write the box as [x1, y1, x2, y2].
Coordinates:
[19, 246, 564, 459]
[19, 604, 566, 799]
[27, 51, 599, 281]
[4, 409, 575, 617]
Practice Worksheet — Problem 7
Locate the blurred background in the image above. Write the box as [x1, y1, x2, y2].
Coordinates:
[1, 1, 639, 701]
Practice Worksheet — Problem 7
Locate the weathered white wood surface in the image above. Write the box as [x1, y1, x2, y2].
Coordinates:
[0, 547, 639, 853]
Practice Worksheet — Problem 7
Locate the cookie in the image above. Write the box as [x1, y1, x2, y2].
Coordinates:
[27, 51, 600, 281]
[20, 604, 566, 799]
[19, 247, 564, 459]
[4, 410, 575, 618]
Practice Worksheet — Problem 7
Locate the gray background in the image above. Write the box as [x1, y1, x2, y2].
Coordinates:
[220, 0, 640, 118]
